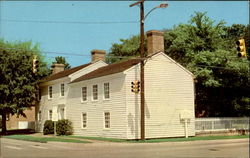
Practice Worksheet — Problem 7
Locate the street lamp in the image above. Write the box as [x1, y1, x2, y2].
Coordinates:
[129, 1, 168, 140]
[143, 3, 168, 23]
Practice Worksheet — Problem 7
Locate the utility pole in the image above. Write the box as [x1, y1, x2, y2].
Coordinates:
[129, 0, 167, 141]
[130, 0, 145, 140]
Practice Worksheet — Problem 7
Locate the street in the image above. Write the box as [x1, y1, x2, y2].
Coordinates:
[0, 138, 249, 158]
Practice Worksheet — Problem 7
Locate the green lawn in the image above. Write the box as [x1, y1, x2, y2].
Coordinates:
[66, 136, 126, 142]
[3, 134, 249, 144]
[3, 135, 91, 143]
[67, 135, 249, 143]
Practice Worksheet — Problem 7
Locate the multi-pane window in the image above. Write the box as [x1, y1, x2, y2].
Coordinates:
[104, 112, 110, 128]
[61, 84, 65, 97]
[92, 85, 98, 100]
[49, 110, 52, 120]
[48, 86, 52, 99]
[104, 83, 110, 99]
[82, 87, 87, 101]
[82, 113, 87, 128]
[38, 110, 42, 122]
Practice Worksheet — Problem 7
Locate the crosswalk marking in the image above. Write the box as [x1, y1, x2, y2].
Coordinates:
[5, 145, 22, 150]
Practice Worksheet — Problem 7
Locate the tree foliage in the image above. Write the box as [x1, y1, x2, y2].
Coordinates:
[106, 35, 146, 63]
[53, 56, 71, 70]
[0, 40, 49, 133]
[108, 12, 250, 117]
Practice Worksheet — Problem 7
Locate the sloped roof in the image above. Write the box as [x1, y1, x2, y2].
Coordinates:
[71, 59, 141, 83]
[42, 63, 91, 82]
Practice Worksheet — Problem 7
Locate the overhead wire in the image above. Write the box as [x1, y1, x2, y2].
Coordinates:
[1, 19, 139, 24]
[1, 47, 249, 71]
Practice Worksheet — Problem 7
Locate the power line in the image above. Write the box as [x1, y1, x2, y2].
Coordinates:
[1, 47, 249, 70]
[1, 19, 139, 24]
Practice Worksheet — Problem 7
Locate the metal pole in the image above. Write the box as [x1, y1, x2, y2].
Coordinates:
[140, 1, 145, 141]
[54, 121, 57, 136]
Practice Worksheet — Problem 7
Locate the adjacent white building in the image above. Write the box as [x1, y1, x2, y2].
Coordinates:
[37, 30, 195, 139]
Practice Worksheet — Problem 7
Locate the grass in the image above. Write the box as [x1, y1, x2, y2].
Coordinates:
[3, 134, 249, 144]
[67, 135, 249, 143]
[66, 136, 126, 142]
[134, 135, 249, 143]
[3, 135, 91, 143]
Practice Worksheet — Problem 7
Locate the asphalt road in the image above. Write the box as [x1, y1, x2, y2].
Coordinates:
[0, 138, 249, 158]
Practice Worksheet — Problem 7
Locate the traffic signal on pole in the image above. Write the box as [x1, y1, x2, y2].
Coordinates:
[33, 56, 39, 73]
[131, 80, 140, 93]
[236, 39, 247, 57]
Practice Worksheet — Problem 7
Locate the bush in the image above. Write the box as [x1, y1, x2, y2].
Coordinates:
[43, 120, 54, 135]
[56, 119, 73, 135]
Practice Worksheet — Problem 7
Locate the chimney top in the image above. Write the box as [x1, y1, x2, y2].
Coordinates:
[146, 30, 164, 36]
[91, 49, 106, 62]
[51, 63, 65, 74]
[146, 30, 164, 56]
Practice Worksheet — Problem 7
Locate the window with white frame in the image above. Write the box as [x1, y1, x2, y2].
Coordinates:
[104, 83, 110, 99]
[82, 113, 87, 128]
[92, 85, 98, 100]
[104, 112, 110, 128]
[60, 83, 65, 97]
[38, 110, 42, 122]
[81, 87, 87, 101]
[49, 110, 52, 120]
[48, 86, 52, 99]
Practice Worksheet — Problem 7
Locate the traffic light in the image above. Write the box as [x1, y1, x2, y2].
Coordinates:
[131, 80, 140, 93]
[236, 39, 247, 57]
[33, 56, 39, 73]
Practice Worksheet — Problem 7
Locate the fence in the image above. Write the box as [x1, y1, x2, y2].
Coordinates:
[195, 117, 249, 133]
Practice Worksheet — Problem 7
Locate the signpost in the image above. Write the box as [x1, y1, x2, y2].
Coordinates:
[52, 106, 58, 136]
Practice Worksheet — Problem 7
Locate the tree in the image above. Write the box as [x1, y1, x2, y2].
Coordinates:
[54, 56, 71, 69]
[107, 12, 250, 117]
[0, 40, 49, 134]
[164, 12, 249, 117]
[106, 35, 146, 63]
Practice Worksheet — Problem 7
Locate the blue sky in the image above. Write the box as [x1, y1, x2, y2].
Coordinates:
[0, 1, 249, 67]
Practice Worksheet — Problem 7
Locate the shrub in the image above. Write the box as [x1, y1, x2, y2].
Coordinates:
[56, 119, 73, 135]
[43, 120, 54, 135]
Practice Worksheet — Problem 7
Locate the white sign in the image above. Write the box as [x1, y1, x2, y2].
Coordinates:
[179, 110, 192, 120]
[52, 106, 58, 121]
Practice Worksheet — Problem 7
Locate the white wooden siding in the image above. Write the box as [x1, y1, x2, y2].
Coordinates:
[124, 64, 141, 139]
[66, 73, 128, 139]
[144, 53, 195, 138]
[36, 62, 106, 132]
[37, 79, 69, 132]
[69, 61, 107, 81]
[125, 53, 195, 139]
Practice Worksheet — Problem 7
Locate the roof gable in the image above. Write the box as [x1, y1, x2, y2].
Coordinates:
[71, 59, 141, 83]
[70, 52, 194, 84]
[42, 63, 91, 82]
[151, 52, 194, 77]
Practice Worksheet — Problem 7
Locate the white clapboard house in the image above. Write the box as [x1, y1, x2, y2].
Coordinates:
[37, 30, 195, 139]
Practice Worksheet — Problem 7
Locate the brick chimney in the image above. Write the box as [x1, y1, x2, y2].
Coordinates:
[52, 63, 65, 74]
[146, 30, 164, 56]
[91, 49, 106, 62]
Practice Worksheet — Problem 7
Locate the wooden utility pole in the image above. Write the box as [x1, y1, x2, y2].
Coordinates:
[130, 0, 145, 140]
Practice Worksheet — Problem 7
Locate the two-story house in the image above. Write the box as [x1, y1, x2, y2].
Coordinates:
[37, 30, 195, 139]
